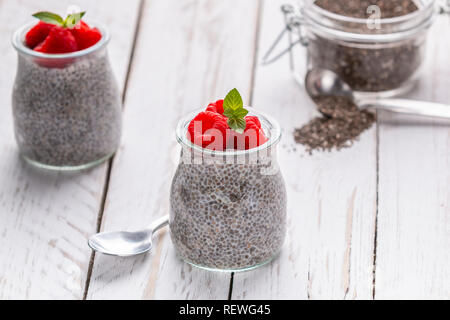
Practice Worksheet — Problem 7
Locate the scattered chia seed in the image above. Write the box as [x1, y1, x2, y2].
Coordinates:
[12, 51, 122, 169]
[308, 0, 423, 93]
[294, 95, 375, 152]
[315, 95, 362, 119]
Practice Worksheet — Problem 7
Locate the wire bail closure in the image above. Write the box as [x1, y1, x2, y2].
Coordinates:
[261, 4, 308, 65]
[263, 0, 446, 66]
[440, 0, 450, 14]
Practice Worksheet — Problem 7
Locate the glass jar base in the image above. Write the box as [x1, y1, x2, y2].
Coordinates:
[178, 252, 281, 273]
[22, 152, 115, 172]
[293, 71, 418, 100]
[352, 80, 417, 100]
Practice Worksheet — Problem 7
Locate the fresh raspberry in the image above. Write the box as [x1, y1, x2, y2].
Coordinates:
[70, 21, 102, 50]
[228, 116, 268, 150]
[25, 21, 54, 49]
[206, 100, 224, 115]
[34, 26, 78, 54]
[188, 111, 228, 150]
[246, 116, 262, 129]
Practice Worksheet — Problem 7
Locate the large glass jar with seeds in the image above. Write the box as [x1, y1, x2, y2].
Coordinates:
[271, 0, 443, 98]
[12, 21, 122, 171]
[170, 108, 287, 272]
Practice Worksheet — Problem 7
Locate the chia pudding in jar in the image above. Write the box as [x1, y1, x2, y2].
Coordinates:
[12, 19, 122, 170]
[170, 95, 287, 272]
[283, 0, 437, 98]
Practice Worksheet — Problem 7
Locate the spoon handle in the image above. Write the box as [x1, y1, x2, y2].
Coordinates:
[150, 215, 170, 234]
[361, 99, 450, 119]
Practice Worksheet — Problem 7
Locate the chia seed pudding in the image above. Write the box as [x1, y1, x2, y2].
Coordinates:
[12, 22, 122, 170]
[170, 109, 287, 271]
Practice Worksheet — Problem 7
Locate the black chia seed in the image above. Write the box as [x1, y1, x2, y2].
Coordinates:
[12, 51, 122, 168]
[314, 0, 419, 19]
[170, 155, 287, 271]
[294, 95, 375, 152]
[309, 0, 423, 93]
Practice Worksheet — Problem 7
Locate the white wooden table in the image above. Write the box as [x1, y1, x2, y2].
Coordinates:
[0, 0, 449, 300]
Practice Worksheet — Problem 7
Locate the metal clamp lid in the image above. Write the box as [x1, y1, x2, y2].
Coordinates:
[261, 4, 307, 65]
[263, 1, 444, 66]
[439, 0, 450, 13]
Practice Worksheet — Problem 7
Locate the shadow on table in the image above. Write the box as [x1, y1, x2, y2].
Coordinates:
[2, 149, 104, 197]
[90, 253, 150, 284]
[86, 230, 169, 297]
[378, 110, 450, 127]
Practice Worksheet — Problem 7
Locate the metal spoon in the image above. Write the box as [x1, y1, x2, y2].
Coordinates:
[88, 215, 169, 257]
[305, 69, 450, 119]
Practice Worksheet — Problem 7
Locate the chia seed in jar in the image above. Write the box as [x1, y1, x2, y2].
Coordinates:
[271, 0, 438, 98]
[12, 22, 122, 170]
[309, 0, 422, 93]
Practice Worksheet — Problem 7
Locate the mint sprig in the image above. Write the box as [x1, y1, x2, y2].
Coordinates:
[223, 88, 248, 134]
[32, 12, 64, 25]
[64, 12, 86, 28]
[32, 11, 86, 28]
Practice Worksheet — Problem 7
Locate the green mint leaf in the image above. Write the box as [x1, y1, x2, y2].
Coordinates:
[228, 118, 247, 134]
[224, 108, 249, 121]
[233, 108, 249, 119]
[64, 11, 86, 28]
[223, 109, 233, 119]
[223, 88, 243, 111]
[32, 12, 65, 26]
[223, 88, 249, 134]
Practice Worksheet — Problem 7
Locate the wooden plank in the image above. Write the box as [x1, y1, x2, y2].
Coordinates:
[86, 0, 261, 300]
[375, 16, 450, 300]
[0, 0, 141, 299]
[231, 0, 377, 300]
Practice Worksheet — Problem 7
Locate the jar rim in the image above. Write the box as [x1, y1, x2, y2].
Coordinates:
[176, 107, 282, 157]
[12, 20, 110, 59]
[301, 0, 437, 42]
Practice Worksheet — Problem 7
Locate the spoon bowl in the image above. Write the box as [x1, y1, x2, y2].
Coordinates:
[305, 68, 450, 119]
[89, 230, 153, 257]
[88, 215, 169, 257]
[305, 68, 353, 100]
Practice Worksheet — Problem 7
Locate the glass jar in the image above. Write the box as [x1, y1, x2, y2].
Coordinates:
[170, 108, 287, 272]
[11, 21, 122, 171]
[265, 0, 444, 99]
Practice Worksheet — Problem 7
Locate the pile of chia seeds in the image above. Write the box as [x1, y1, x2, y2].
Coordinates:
[294, 95, 375, 152]
[170, 158, 287, 271]
[12, 52, 122, 168]
[309, 0, 422, 93]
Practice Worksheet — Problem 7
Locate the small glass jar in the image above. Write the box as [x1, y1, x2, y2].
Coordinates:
[12, 21, 122, 171]
[170, 108, 287, 272]
[266, 0, 444, 99]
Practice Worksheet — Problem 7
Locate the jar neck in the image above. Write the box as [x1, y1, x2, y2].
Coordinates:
[176, 107, 282, 166]
[12, 20, 110, 60]
[179, 143, 280, 166]
[300, 0, 437, 42]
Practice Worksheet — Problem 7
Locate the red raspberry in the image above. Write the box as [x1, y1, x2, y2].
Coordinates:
[34, 26, 78, 54]
[206, 100, 224, 115]
[227, 116, 268, 150]
[246, 116, 262, 129]
[70, 21, 102, 50]
[25, 21, 54, 49]
[188, 111, 228, 150]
